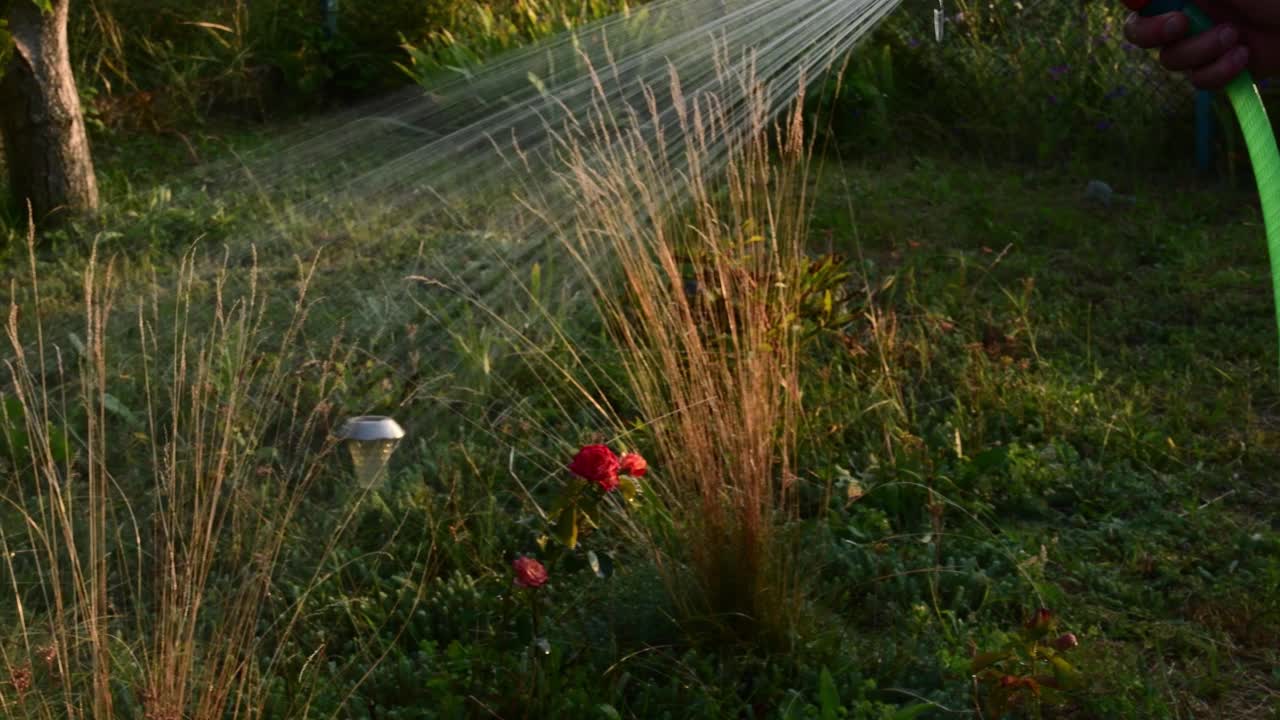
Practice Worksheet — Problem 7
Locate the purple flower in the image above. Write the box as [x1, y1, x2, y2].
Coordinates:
[1048, 94, 1060, 105]
[1049, 64, 1070, 79]
[1105, 85, 1129, 100]
[908, 37, 921, 48]
[1095, 119, 1114, 131]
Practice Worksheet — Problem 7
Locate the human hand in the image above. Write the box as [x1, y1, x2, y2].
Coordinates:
[1122, 0, 1280, 89]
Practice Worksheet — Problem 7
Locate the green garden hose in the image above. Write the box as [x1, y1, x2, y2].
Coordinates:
[1134, 0, 1280, 366]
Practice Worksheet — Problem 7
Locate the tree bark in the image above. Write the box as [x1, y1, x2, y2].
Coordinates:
[0, 0, 99, 224]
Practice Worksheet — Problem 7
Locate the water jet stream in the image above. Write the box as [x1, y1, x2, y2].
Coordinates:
[221, 0, 902, 269]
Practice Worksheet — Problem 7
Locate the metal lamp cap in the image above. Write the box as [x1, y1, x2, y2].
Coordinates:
[336, 416, 405, 442]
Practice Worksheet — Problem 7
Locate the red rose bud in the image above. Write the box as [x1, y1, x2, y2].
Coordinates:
[512, 556, 549, 588]
[1054, 632, 1079, 651]
[568, 444, 621, 492]
[1026, 607, 1054, 633]
[999, 674, 1020, 688]
[619, 452, 648, 478]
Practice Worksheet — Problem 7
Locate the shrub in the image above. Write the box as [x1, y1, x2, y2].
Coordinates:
[59, 0, 639, 129]
[397, 0, 631, 87]
[825, 0, 1201, 168]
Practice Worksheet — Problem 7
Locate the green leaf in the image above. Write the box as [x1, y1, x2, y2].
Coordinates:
[1049, 654, 1084, 689]
[617, 476, 641, 504]
[969, 650, 1010, 673]
[597, 705, 622, 720]
[818, 667, 839, 720]
[102, 393, 140, 427]
[44, 422, 69, 463]
[0, 394, 30, 461]
[548, 480, 583, 515]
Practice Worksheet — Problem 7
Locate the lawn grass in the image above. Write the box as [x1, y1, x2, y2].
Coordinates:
[2, 127, 1278, 718]
[805, 150, 1280, 717]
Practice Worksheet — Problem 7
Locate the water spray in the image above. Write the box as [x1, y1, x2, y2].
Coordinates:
[214, 0, 906, 347]
[210, 0, 1280, 403]
[1126, 0, 1280, 368]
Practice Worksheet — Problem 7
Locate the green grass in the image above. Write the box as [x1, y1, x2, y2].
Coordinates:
[804, 151, 1280, 717]
[2, 126, 1279, 718]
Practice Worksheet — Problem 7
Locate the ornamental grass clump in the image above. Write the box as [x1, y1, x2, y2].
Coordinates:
[1, 220, 429, 718]
[535, 59, 815, 645]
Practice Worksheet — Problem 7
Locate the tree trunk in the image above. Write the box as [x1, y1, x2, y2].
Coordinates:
[0, 0, 99, 224]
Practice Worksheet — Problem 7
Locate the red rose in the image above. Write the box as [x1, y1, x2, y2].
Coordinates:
[568, 444, 620, 492]
[619, 452, 648, 478]
[512, 556, 548, 588]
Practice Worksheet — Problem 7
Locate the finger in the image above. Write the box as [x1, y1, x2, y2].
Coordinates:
[1159, 23, 1239, 70]
[1188, 45, 1250, 90]
[1124, 11, 1189, 48]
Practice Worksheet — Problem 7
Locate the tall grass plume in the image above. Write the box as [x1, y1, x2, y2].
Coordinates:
[0, 216, 426, 718]
[527, 57, 817, 646]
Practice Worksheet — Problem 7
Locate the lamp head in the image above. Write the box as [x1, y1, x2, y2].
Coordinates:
[336, 415, 405, 488]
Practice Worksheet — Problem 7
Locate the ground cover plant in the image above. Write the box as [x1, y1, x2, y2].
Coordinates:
[2, 2, 1280, 719]
[5, 125, 1278, 719]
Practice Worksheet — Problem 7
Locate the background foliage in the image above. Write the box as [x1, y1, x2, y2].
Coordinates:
[829, 0, 1279, 172]
[59, 0, 632, 129]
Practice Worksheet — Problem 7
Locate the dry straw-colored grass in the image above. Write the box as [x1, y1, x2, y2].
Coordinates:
[528, 55, 817, 644]
[0, 217, 428, 718]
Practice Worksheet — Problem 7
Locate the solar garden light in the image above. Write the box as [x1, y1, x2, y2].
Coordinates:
[336, 416, 405, 488]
